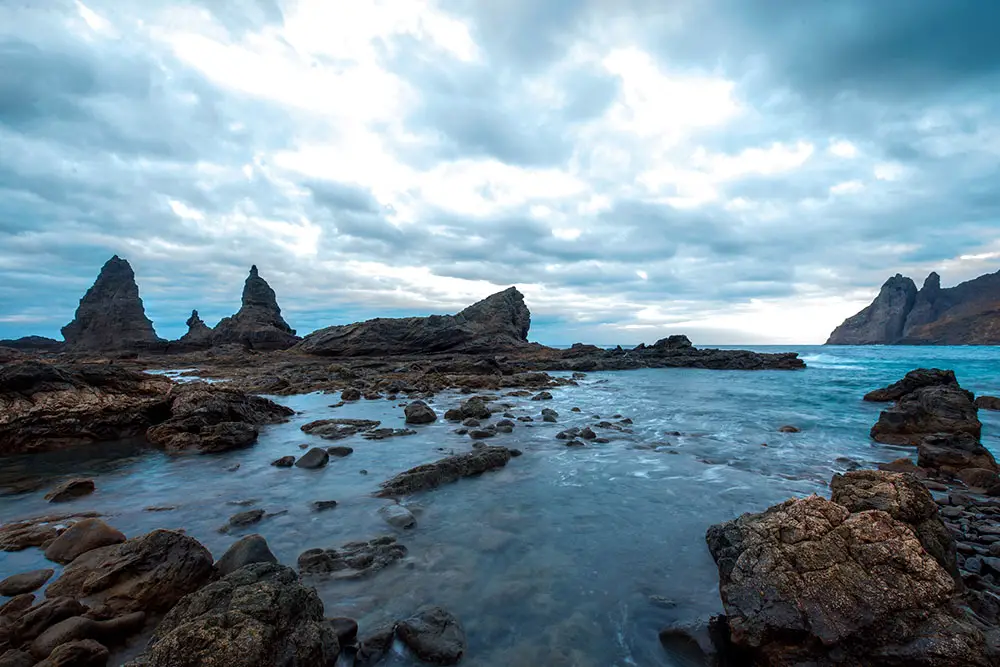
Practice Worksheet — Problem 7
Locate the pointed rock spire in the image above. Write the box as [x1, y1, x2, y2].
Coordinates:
[61, 256, 162, 350]
[212, 266, 299, 350]
[178, 309, 213, 346]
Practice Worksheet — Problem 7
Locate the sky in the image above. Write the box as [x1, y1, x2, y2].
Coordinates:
[2, 0, 999, 346]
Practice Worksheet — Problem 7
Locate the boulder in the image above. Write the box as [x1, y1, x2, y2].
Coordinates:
[225, 510, 264, 528]
[271, 456, 295, 467]
[43, 480, 95, 503]
[300, 419, 380, 440]
[46, 530, 214, 615]
[377, 447, 514, 497]
[295, 448, 330, 469]
[378, 505, 416, 529]
[531, 391, 553, 401]
[396, 606, 466, 665]
[0, 649, 35, 667]
[870, 384, 981, 445]
[216, 535, 278, 578]
[61, 256, 162, 351]
[458, 397, 491, 420]
[43, 519, 126, 564]
[34, 639, 109, 667]
[326, 618, 358, 646]
[404, 401, 437, 425]
[298, 536, 406, 579]
[958, 467, 1000, 490]
[0, 570, 54, 597]
[918, 433, 998, 473]
[125, 563, 338, 667]
[296, 287, 531, 357]
[976, 395, 1000, 411]
[355, 624, 395, 667]
[864, 368, 959, 402]
[30, 612, 145, 660]
[340, 388, 361, 402]
[541, 408, 558, 423]
[326, 446, 354, 457]
[211, 266, 300, 350]
[8, 598, 87, 644]
[706, 495, 989, 666]
[829, 470, 960, 582]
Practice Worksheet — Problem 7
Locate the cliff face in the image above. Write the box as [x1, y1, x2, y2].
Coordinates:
[212, 266, 300, 351]
[296, 287, 531, 357]
[61, 256, 163, 350]
[827, 270, 1000, 345]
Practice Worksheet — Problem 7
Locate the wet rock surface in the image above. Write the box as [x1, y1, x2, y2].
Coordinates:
[377, 447, 515, 497]
[404, 400, 437, 425]
[300, 419, 380, 440]
[43, 480, 95, 504]
[0, 570, 54, 597]
[870, 383, 981, 445]
[43, 519, 126, 565]
[864, 368, 960, 402]
[211, 266, 300, 351]
[297, 536, 407, 579]
[215, 534, 278, 577]
[294, 448, 329, 469]
[0, 514, 100, 552]
[396, 606, 467, 665]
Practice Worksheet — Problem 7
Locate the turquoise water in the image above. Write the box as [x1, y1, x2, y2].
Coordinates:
[1, 345, 999, 665]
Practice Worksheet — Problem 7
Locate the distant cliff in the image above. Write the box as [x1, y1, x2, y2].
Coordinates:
[827, 270, 1000, 345]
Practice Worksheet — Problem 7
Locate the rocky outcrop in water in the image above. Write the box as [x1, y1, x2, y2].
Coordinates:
[61, 256, 163, 351]
[827, 269, 1000, 345]
[864, 368, 959, 402]
[870, 383, 982, 445]
[176, 310, 213, 348]
[296, 286, 531, 356]
[126, 563, 339, 667]
[377, 446, 515, 497]
[212, 266, 299, 351]
[0, 336, 64, 352]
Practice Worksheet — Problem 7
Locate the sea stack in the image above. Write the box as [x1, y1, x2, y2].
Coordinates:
[212, 265, 299, 350]
[296, 286, 531, 357]
[61, 255, 162, 350]
[177, 309, 213, 347]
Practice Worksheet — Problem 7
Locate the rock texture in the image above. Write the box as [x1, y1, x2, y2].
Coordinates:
[870, 384, 982, 445]
[212, 266, 299, 350]
[296, 287, 531, 356]
[61, 256, 162, 351]
[706, 495, 992, 666]
[177, 310, 213, 348]
[396, 606, 466, 665]
[377, 446, 514, 497]
[126, 563, 339, 667]
[864, 368, 959, 402]
[828, 269, 1000, 345]
[297, 536, 406, 579]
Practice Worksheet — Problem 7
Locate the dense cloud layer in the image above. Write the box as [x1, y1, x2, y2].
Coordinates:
[2, 0, 998, 344]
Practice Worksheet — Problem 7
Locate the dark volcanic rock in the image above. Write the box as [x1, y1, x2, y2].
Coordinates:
[296, 287, 531, 356]
[870, 384, 981, 445]
[295, 448, 329, 469]
[126, 563, 338, 667]
[404, 400, 437, 424]
[61, 256, 162, 351]
[706, 495, 989, 666]
[176, 310, 213, 348]
[828, 269, 1000, 345]
[0, 362, 173, 456]
[271, 456, 295, 467]
[0, 570, 54, 597]
[297, 536, 406, 579]
[396, 606, 466, 665]
[46, 530, 214, 615]
[212, 266, 299, 351]
[377, 447, 514, 497]
[215, 534, 278, 579]
[864, 368, 959, 402]
[976, 395, 1000, 411]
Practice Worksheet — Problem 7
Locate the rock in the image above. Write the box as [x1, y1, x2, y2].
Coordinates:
[341, 388, 361, 401]
[976, 395, 1000, 411]
[298, 536, 406, 579]
[870, 384, 981, 445]
[541, 408, 558, 423]
[43, 519, 126, 564]
[377, 447, 514, 497]
[531, 391, 553, 401]
[272, 456, 295, 467]
[296, 287, 531, 357]
[326, 446, 354, 457]
[361, 428, 416, 441]
[461, 418, 481, 428]
[864, 368, 959, 402]
[295, 448, 330, 469]
[918, 433, 998, 473]
[565, 440, 585, 447]
[555, 428, 579, 440]
[458, 397, 491, 420]
[397, 606, 466, 665]
[828, 270, 1000, 345]
[959, 467, 1000, 490]
[579, 427, 597, 440]
[226, 510, 265, 528]
[216, 535, 278, 578]
[443, 409, 463, 421]
[516, 416, 533, 422]
[126, 563, 338, 667]
[300, 419, 380, 440]
[311, 500, 338, 512]
[405, 401, 437, 425]
[146, 382, 293, 454]
[0, 570, 53, 597]
[46, 530, 214, 615]
[495, 419, 514, 434]
[177, 309, 213, 348]
[0, 649, 34, 667]
[777, 424, 800, 433]
[8, 598, 88, 644]
[43, 480, 95, 503]
[34, 639, 109, 667]
[468, 429, 494, 440]
[378, 504, 416, 529]
[830, 470, 960, 582]
[356, 624, 395, 667]
[326, 617, 358, 645]
[211, 266, 300, 350]
[0, 513, 98, 552]
[30, 612, 145, 660]
[61, 256, 162, 351]
[706, 495, 990, 666]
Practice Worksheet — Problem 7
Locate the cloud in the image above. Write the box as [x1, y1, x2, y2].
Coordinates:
[1, 0, 999, 346]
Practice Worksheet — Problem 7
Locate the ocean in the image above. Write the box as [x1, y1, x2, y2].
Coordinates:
[2, 345, 999, 665]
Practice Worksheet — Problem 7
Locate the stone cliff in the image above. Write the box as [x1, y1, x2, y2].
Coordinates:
[296, 287, 531, 356]
[61, 256, 163, 351]
[827, 269, 1000, 345]
[212, 266, 299, 351]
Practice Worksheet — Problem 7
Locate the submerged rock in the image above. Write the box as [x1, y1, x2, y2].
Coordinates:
[397, 606, 466, 665]
[377, 447, 514, 497]
[43, 480, 95, 503]
[271, 455, 295, 467]
[298, 536, 406, 579]
[126, 563, 338, 667]
[211, 265, 300, 351]
[361, 429, 416, 441]
[300, 419, 380, 440]
[378, 504, 416, 529]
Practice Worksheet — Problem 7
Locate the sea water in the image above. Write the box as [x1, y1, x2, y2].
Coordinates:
[2, 346, 999, 665]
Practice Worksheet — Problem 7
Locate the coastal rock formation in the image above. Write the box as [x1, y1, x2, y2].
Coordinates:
[297, 536, 407, 579]
[706, 494, 991, 666]
[127, 563, 339, 667]
[870, 384, 982, 445]
[0, 362, 173, 456]
[177, 310, 213, 348]
[396, 606, 467, 665]
[864, 368, 959, 402]
[827, 269, 1000, 345]
[212, 266, 299, 351]
[296, 286, 531, 356]
[61, 256, 162, 351]
[0, 336, 63, 352]
[377, 446, 515, 497]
